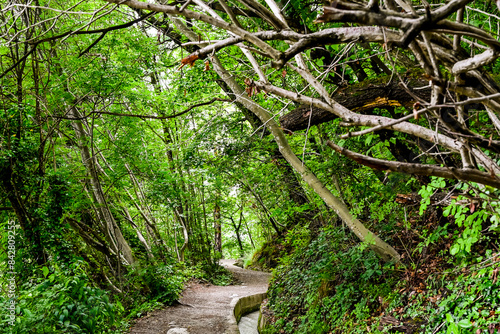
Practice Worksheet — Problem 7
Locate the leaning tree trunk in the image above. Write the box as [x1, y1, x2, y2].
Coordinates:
[170, 15, 400, 262]
[124, 165, 169, 257]
[115, 197, 155, 261]
[105, 129, 169, 257]
[247, 95, 401, 262]
[69, 107, 135, 265]
[167, 198, 189, 262]
[214, 59, 400, 262]
[229, 215, 244, 257]
[175, 210, 189, 263]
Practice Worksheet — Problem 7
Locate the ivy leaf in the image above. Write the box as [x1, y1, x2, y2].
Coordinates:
[457, 319, 473, 328]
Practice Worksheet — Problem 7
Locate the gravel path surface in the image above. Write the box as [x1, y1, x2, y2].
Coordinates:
[129, 260, 271, 334]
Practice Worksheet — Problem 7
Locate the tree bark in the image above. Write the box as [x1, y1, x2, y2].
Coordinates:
[229, 215, 244, 257]
[327, 142, 500, 189]
[279, 74, 431, 132]
[116, 195, 155, 260]
[124, 165, 169, 257]
[214, 202, 222, 257]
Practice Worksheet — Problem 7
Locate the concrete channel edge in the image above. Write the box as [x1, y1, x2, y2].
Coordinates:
[225, 292, 267, 334]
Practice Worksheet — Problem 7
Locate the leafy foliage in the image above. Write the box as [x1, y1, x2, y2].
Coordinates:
[0, 261, 124, 334]
[262, 224, 500, 333]
[263, 226, 393, 333]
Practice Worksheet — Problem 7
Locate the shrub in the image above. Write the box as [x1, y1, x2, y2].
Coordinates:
[0, 261, 124, 334]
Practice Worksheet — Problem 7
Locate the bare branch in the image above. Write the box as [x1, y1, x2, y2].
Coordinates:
[327, 141, 500, 189]
[452, 49, 499, 74]
[0, 12, 155, 79]
[256, 80, 463, 153]
[103, 0, 282, 60]
[51, 98, 232, 120]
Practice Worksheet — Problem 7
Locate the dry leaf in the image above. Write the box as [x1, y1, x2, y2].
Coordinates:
[178, 54, 199, 70]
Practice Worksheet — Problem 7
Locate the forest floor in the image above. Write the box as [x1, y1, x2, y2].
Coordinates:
[129, 259, 271, 334]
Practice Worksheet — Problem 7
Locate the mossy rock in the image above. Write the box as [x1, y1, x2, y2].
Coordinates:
[247, 237, 292, 271]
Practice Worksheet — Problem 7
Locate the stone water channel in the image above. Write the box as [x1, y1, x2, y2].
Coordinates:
[229, 275, 268, 334]
[238, 311, 260, 334]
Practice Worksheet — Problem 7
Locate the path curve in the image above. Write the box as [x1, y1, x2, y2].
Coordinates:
[129, 260, 271, 334]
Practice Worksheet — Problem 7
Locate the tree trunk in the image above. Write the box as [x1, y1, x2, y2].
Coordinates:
[226, 172, 282, 235]
[213, 202, 222, 257]
[168, 198, 188, 262]
[0, 164, 46, 265]
[229, 216, 244, 257]
[124, 166, 169, 257]
[116, 199, 154, 261]
[68, 107, 135, 265]
[242, 214, 255, 249]
[170, 15, 400, 262]
[279, 74, 432, 132]
[211, 56, 401, 262]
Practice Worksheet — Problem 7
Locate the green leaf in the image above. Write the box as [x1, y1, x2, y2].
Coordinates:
[365, 134, 374, 146]
[42, 266, 49, 278]
[443, 205, 452, 217]
[457, 319, 473, 328]
[364, 232, 376, 245]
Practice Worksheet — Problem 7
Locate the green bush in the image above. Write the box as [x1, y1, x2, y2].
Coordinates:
[263, 224, 500, 333]
[187, 261, 234, 286]
[264, 226, 395, 334]
[0, 261, 124, 334]
[385, 252, 500, 334]
[139, 264, 185, 304]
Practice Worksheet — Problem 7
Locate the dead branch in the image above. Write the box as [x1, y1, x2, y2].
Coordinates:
[327, 141, 500, 189]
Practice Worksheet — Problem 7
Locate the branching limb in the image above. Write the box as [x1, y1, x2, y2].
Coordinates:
[452, 49, 499, 74]
[183, 27, 402, 68]
[218, 0, 243, 28]
[234, 0, 287, 30]
[51, 98, 232, 120]
[327, 141, 500, 189]
[0, 12, 155, 79]
[104, 0, 282, 60]
[256, 80, 463, 153]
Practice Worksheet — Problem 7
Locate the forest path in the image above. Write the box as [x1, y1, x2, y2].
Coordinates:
[129, 259, 271, 334]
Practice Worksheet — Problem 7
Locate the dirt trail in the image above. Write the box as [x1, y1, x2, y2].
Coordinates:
[129, 260, 271, 334]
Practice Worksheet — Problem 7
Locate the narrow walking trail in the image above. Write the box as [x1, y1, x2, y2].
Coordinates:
[129, 260, 271, 334]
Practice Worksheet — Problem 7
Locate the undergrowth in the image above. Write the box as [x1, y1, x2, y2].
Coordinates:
[0, 261, 125, 334]
[263, 225, 397, 334]
[259, 175, 500, 333]
[261, 211, 500, 334]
